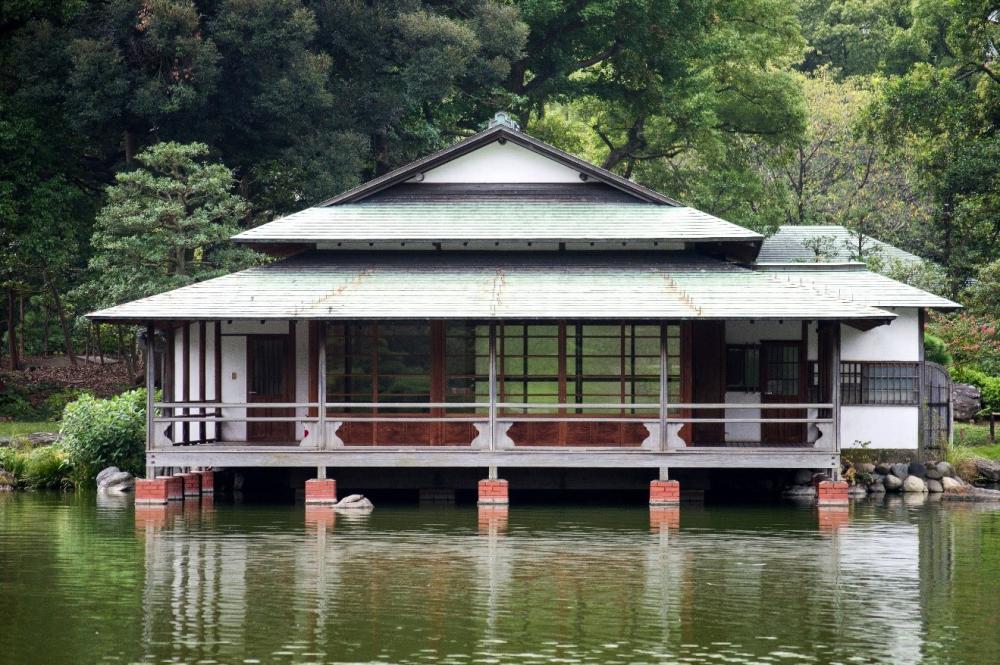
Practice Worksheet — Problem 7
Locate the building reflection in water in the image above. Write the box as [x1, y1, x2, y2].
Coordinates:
[131, 500, 1000, 664]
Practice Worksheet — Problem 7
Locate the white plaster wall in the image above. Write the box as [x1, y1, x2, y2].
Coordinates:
[841, 308, 920, 361]
[417, 141, 584, 183]
[220, 336, 247, 442]
[723, 320, 813, 443]
[841, 406, 919, 449]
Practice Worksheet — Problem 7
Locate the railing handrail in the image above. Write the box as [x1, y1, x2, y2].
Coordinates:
[155, 400, 834, 411]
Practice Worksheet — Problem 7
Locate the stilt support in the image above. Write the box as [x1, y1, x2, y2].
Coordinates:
[478, 478, 509, 505]
[158, 475, 184, 501]
[197, 469, 214, 494]
[815, 479, 849, 506]
[305, 478, 338, 504]
[135, 478, 169, 505]
[649, 479, 680, 505]
[181, 472, 201, 497]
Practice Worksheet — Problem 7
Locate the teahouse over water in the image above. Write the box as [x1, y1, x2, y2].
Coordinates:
[88, 112, 960, 504]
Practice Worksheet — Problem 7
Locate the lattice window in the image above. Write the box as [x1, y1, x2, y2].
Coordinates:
[726, 344, 759, 392]
[840, 361, 920, 405]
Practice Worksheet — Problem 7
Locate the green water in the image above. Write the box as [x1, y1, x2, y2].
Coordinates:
[2, 494, 1000, 664]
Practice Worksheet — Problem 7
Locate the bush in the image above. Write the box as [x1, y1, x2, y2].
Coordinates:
[60, 389, 146, 483]
[950, 366, 1000, 414]
[0, 443, 71, 490]
[924, 333, 952, 366]
[39, 389, 87, 421]
[24, 445, 72, 490]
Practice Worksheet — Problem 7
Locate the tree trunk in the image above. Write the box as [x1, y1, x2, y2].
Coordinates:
[47, 277, 77, 366]
[95, 323, 104, 364]
[18, 294, 25, 360]
[41, 301, 50, 356]
[7, 288, 20, 370]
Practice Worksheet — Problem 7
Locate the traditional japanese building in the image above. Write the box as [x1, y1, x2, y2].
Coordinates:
[88, 113, 959, 505]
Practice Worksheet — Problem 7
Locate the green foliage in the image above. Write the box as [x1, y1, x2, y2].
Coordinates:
[60, 389, 147, 482]
[0, 385, 87, 421]
[923, 333, 952, 367]
[950, 366, 1000, 415]
[0, 443, 72, 490]
[85, 142, 260, 308]
[931, 313, 1000, 374]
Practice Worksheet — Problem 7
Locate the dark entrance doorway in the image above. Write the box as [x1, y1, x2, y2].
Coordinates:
[760, 340, 805, 445]
[247, 335, 295, 442]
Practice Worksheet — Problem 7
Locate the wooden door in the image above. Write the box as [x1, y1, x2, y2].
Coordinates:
[760, 341, 805, 445]
[690, 321, 726, 445]
[247, 335, 294, 442]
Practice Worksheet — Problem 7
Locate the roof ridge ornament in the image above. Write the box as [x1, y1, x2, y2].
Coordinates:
[488, 111, 520, 131]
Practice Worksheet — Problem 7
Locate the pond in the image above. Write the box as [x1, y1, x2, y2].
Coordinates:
[1, 494, 999, 665]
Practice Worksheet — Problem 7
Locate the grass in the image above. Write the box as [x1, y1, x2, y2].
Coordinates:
[0, 421, 59, 438]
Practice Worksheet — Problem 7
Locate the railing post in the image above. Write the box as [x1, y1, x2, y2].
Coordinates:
[144, 323, 155, 477]
[488, 322, 497, 452]
[317, 322, 327, 450]
[659, 322, 668, 452]
[831, 323, 841, 453]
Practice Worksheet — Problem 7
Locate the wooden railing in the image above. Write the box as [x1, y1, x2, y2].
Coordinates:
[152, 400, 835, 451]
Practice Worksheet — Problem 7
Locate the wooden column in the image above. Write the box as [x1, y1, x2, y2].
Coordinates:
[145, 323, 155, 478]
[317, 322, 327, 451]
[488, 323, 497, 452]
[832, 323, 842, 458]
[659, 322, 669, 451]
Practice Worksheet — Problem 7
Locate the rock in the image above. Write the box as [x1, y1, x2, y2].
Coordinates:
[783, 485, 816, 498]
[96, 466, 121, 486]
[335, 494, 373, 510]
[903, 475, 927, 493]
[884, 474, 904, 491]
[936, 461, 953, 477]
[793, 469, 813, 486]
[859, 463, 876, 474]
[925, 468, 943, 480]
[941, 476, 963, 492]
[875, 463, 892, 476]
[907, 462, 927, 479]
[847, 484, 868, 498]
[926, 479, 944, 493]
[868, 480, 886, 494]
[973, 459, 1000, 483]
[951, 383, 982, 421]
[98, 471, 134, 493]
[0, 468, 15, 491]
[942, 485, 1000, 502]
[890, 463, 910, 480]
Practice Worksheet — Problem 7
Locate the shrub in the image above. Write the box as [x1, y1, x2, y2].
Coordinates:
[950, 366, 1000, 414]
[946, 443, 986, 483]
[923, 333, 952, 366]
[0, 445, 29, 487]
[39, 389, 87, 421]
[61, 389, 146, 483]
[23, 445, 72, 490]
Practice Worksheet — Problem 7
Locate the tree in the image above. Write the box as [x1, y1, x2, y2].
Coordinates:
[84, 142, 261, 309]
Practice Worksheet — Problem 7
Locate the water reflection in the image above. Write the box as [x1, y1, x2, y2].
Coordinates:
[2, 495, 1000, 664]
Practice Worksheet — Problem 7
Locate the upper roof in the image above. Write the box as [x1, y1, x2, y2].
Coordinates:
[756, 263, 960, 310]
[758, 225, 924, 264]
[233, 113, 764, 255]
[320, 113, 680, 206]
[233, 200, 762, 248]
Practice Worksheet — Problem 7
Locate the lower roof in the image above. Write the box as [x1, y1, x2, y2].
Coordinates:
[758, 225, 925, 264]
[87, 251, 895, 324]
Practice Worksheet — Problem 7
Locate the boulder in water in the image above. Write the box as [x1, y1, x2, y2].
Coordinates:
[890, 463, 910, 480]
[884, 474, 904, 491]
[926, 479, 944, 493]
[907, 462, 927, 479]
[974, 459, 1000, 483]
[98, 471, 134, 493]
[941, 476, 963, 492]
[96, 467, 121, 486]
[936, 461, 953, 477]
[903, 475, 927, 493]
[335, 494, 373, 510]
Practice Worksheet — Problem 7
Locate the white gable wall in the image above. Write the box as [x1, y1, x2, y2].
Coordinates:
[840, 307, 921, 449]
[416, 141, 584, 183]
